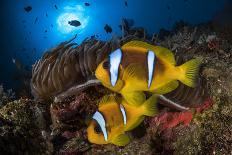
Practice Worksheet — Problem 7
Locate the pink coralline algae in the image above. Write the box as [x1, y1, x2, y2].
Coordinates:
[148, 98, 214, 131]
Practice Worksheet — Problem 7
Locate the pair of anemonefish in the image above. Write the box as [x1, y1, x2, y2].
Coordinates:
[87, 40, 201, 146]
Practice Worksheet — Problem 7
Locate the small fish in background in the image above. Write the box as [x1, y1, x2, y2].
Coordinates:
[51, 24, 54, 28]
[12, 58, 23, 70]
[32, 48, 36, 55]
[68, 20, 81, 27]
[45, 13, 48, 17]
[54, 4, 58, 10]
[104, 24, 112, 33]
[87, 94, 158, 146]
[90, 35, 99, 39]
[44, 30, 48, 33]
[167, 4, 171, 10]
[119, 18, 134, 30]
[24, 6, 32, 12]
[84, 2, 90, 6]
[124, 1, 128, 7]
[34, 17, 38, 24]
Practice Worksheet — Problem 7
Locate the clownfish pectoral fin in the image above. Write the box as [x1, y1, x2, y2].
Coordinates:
[122, 41, 176, 65]
[152, 80, 179, 95]
[142, 94, 158, 116]
[125, 116, 145, 131]
[98, 95, 117, 107]
[122, 63, 145, 81]
[123, 91, 146, 107]
[177, 58, 202, 88]
[112, 134, 130, 146]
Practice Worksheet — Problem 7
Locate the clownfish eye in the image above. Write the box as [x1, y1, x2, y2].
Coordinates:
[94, 124, 102, 134]
[103, 60, 110, 69]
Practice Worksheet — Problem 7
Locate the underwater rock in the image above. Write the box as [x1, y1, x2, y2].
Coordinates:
[0, 99, 53, 154]
[50, 86, 110, 153]
[0, 85, 15, 108]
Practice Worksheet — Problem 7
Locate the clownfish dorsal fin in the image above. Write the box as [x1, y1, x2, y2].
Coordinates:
[98, 95, 117, 107]
[122, 40, 176, 65]
[122, 63, 145, 81]
[112, 134, 130, 146]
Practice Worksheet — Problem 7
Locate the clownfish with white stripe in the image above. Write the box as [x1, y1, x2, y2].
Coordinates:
[95, 40, 201, 106]
[87, 94, 157, 146]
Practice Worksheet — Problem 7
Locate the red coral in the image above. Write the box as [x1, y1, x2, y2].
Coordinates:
[195, 98, 213, 113]
[148, 98, 214, 131]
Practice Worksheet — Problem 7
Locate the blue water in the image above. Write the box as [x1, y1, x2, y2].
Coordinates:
[0, 0, 228, 90]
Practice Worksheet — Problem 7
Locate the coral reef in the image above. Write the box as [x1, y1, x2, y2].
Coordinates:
[0, 99, 53, 154]
[0, 19, 231, 154]
[0, 85, 15, 108]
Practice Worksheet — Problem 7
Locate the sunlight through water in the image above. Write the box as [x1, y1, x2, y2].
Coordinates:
[57, 4, 89, 34]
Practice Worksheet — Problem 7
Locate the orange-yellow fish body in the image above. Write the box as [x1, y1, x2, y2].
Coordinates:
[95, 41, 201, 106]
[87, 94, 157, 146]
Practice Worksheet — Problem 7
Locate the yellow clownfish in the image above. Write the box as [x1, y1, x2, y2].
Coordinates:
[87, 94, 157, 146]
[95, 40, 201, 106]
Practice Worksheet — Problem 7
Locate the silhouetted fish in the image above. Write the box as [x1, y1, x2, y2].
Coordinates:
[119, 18, 134, 30]
[46, 13, 48, 17]
[125, 1, 128, 7]
[12, 58, 23, 70]
[68, 20, 81, 27]
[24, 6, 32, 12]
[84, 2, 90, 6]
[54, 4, 58, 10]
[104, 24, 112, 33]
[34, 17, 38, 24]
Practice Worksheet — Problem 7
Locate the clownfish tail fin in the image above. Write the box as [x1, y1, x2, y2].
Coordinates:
[177, 58, 202, 88]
